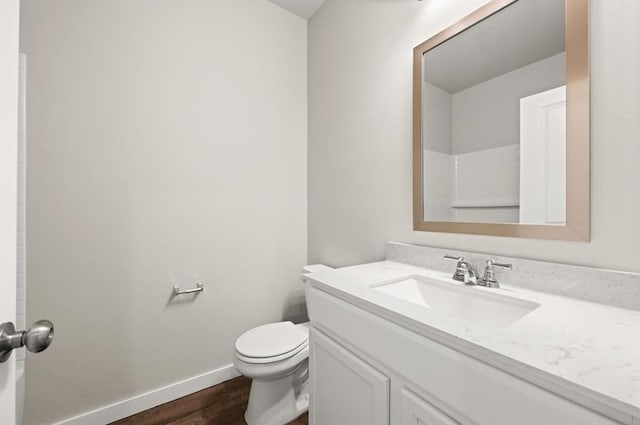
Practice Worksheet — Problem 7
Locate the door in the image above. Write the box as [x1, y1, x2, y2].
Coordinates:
[309, 327, 390, 425]
[1, 0, 21, 423]
[519, 85, 567, 225]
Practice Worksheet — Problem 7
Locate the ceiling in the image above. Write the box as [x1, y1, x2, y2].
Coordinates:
[423, 0, 566, 93]
[267, 0, 326, 19]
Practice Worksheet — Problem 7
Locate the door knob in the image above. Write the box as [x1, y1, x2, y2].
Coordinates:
[0, 320, 54, 363]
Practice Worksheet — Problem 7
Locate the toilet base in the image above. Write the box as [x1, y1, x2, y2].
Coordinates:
[245, 360, 309, 425]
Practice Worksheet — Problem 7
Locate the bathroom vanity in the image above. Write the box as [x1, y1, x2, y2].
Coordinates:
[304, 244, 640, 425]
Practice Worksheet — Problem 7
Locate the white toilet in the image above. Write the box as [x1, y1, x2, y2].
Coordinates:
[233, 264, 332, 425]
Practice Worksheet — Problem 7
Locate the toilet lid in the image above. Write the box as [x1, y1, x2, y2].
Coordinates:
[235, 322, 308, 359]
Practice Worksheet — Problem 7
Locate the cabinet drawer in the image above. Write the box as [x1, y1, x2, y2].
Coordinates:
[308, 287, 624, 425]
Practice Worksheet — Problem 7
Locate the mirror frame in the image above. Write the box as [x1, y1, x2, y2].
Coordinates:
[413, 0, 589, 241]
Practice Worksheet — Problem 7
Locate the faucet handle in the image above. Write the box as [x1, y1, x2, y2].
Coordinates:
[444, 254, 464, 262]
[444, 255, 470, 282]
[487, 259, 512, 270]
[479, 259, 512, 288]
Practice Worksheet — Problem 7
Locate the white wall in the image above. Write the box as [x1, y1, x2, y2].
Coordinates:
[423, 145, 519, 223]
[422, 149, 452, 221]
[452, 145, 520, 223]
[308, 0, 640, 273]
[452, 52, 565, 154]
[422, 82, 453, 221]
[423, 82, 452, 154]
[20, 1, 307, 424]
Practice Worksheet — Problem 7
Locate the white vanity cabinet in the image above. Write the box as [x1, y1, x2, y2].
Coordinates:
[307, 287, 625, 425]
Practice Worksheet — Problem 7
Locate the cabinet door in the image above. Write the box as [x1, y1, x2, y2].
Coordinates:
[310, 327, 390, 425]
[401, 388, 460, 425]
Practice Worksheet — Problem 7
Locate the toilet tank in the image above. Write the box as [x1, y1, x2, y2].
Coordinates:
[301, 264, 333, 275]
[301, 264, 333, 320]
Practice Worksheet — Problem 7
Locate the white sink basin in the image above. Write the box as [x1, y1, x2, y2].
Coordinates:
[371, 275, 540, 328]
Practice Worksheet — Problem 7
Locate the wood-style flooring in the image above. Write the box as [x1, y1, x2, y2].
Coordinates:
[110, 376, 308, 425]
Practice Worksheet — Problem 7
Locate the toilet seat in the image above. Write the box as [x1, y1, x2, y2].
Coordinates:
[235, 342, 307, 364]
[235, 322, 308, 364]
[234, 344, 309, 381]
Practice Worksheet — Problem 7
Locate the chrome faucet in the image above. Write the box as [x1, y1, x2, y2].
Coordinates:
[478, 259, 512, 288]
[445, 255, 512, 288]
[444, 255, 478, 285]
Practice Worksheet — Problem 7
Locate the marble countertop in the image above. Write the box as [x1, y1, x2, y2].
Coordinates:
[307, 261, 640, 422]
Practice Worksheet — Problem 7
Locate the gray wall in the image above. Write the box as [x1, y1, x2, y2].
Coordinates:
[423, 82, 452, 154]
[452, 52, 566, 154]
[21, 1, 307, 423]
[308, 0, 640, 273]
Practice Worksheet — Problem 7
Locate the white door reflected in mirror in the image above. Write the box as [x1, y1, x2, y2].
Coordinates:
[520, 86, 567, 225]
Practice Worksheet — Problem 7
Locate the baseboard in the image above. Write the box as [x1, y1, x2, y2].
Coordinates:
[52, 364, 241, 425]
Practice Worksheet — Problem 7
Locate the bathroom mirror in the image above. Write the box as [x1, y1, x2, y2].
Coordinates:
[413, 0, 589, 241]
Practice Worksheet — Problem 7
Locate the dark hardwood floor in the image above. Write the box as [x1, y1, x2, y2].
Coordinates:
[110, 376, 308, 425]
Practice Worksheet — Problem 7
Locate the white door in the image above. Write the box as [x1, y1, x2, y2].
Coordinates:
[1, 1, 21, 423]
[310, 327, 390, 425]
[519, 85, 567, 225]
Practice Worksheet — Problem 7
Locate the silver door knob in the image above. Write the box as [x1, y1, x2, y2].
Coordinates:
[0, 320, 54, 362]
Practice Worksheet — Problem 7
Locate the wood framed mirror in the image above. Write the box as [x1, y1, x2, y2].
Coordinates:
[413, 0, 589, 241]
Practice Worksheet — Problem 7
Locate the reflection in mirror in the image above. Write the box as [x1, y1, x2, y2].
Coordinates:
[422, 0, 566, 225]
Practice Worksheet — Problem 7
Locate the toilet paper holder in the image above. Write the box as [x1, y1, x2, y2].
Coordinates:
[173, 281, 204, 296]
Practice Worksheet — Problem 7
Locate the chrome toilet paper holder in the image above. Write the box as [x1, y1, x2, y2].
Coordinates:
[173, 281, 204, 296]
